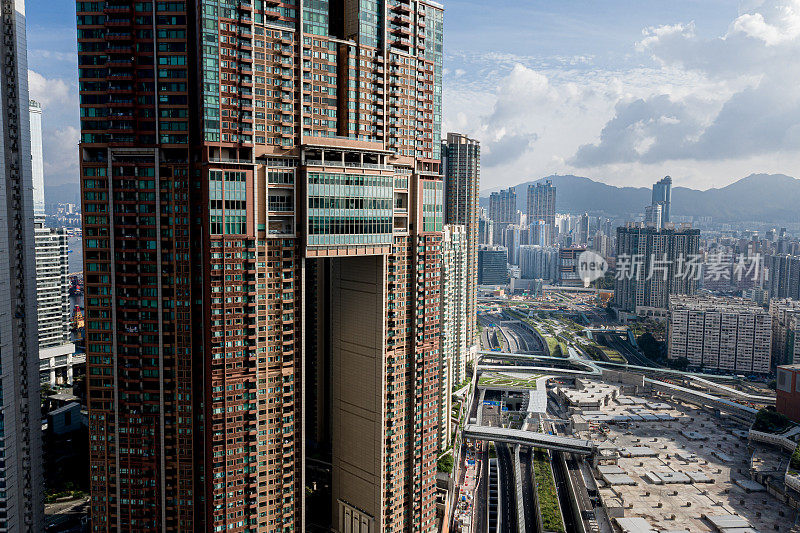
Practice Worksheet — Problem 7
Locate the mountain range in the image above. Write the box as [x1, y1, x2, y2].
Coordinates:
[479, 173, 800, 224]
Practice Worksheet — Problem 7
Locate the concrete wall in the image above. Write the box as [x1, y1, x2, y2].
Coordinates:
[331, 255, 386, 530]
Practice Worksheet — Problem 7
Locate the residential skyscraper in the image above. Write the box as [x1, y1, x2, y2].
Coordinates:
[0, 1, 44, 529]
[770, 299, 800, 366]
[651, 175, 672, 228]
[615, 224, 701, 312]
[440, 225, 467, 451]
[644, 203, 662, 228]
[488, 187, 516, 224]
[478, 216, 493, 245]
[576, 212, 590, 245]
[29, 100, 44, 218]
[767, 254, 800, 301]
[529, 219, 550, 247]
[77, 1, 444, 531]
[668, 296, 772, 374]
[519, 245, 558, 282]
[35, 221, 76, 386]
[443, 132, 479, 346]
[526, 179, 555, 244]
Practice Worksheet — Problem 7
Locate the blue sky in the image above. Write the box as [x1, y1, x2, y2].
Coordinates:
[28, 0, 800, 193]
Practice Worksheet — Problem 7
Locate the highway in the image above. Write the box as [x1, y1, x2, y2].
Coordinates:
[496, 443, 518, 533]
[596, 331, 656, 368]
[549, 393, 612, 533]
[519, 448, 536, 532]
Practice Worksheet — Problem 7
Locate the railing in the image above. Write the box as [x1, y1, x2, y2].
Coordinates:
[305, 159, 392, 170]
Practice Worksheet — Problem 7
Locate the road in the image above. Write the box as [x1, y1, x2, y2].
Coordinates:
[597, 331, 657, 368]
[45, 496, 89, 532]
[496, 443, 518, 533]
[519, 448, 536, 532]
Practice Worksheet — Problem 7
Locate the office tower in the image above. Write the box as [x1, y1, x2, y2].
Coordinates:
[526, 179, 555, 244]
[576, 212, 589, 245]
[77, 1, 445, 532]
[29, 100, 45, 218]
[614, 224, 701, 312]
[443, 133, 479, 347]
[668, 296, 772, 374]
[767, 254, 800, 301]
[0, 1, 44, 529]
[651, 175, 672, 227]
[35, 221, 76, 387]
[478, 246, 509, 285]
[440, 225, 467, 451]
[519, 245, 558, 283]
[478, 217, 493, 245]
[644, 203, 662, 228]
[558, 246, 587, 286]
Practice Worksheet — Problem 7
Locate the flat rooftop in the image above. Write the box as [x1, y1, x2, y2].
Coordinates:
[571, 382, 793, 532]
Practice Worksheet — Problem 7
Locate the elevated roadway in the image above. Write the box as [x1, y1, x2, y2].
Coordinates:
[463, 424, 595, 456]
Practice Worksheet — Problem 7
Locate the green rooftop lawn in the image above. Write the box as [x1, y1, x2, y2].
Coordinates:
[478, 372, 542, 390]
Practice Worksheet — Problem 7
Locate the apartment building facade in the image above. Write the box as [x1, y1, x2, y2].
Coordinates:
[526, 180, 556, 245]
[770, 299, 800, 367]
[668, 296, 772, 374]
[442, 132, 479, 346]
[77, 1, 444, 531]
[615, 224, 701, 312]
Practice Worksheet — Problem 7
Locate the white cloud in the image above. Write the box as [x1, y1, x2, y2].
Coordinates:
[573, 0, 800, 169]
[42, 126, 79, 185]
[28, 70, 73, 109]
[446, 0, 800, 191]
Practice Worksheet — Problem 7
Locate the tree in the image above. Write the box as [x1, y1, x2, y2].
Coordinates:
[437, 454, 454, 474]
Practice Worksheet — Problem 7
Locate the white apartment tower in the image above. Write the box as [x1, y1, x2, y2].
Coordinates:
[668, 296, 772, 374]
[440, 225, 468, 450]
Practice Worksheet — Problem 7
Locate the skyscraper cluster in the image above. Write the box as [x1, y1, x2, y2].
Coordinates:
[614, 223, 701, 313]
[526, 179, 555, 245]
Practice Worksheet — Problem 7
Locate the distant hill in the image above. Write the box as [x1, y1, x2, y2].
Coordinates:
[479, 173, 800, 224]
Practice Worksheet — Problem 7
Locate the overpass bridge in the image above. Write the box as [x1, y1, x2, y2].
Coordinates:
[463, 424, 596, 456]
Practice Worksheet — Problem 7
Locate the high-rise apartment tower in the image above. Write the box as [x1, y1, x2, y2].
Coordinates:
[526, 179, 555, 244]
[29, 100, 45, 218]
[442, 132, 479, 346]
[77, 1, 444, 532]
[615, 223, 700, 312]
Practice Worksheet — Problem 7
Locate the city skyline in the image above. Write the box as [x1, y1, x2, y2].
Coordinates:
[25, 0, 800, 193]
[15, 2, 800, 533]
